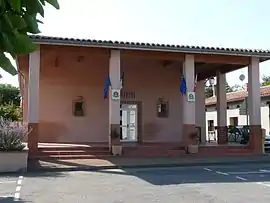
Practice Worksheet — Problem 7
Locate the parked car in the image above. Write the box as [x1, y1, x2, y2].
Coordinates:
[228, 126, 269, 152]
[227, 125, 249, 144]
[265, 135, 270, 153]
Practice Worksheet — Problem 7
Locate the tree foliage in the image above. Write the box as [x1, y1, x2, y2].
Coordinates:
[261, 75, 270, 86]
[0, 84, 21, 121]
[0, 0, 60, 75]
[230, 84, 241, 92]
[0, 103, 22, 121]
[205, 86, 213, 98]
[0, 84, 20, 106]
[205, 79, 240, 98]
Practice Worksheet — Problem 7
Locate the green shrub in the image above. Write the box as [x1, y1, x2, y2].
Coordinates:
[0, 103, 22, 121]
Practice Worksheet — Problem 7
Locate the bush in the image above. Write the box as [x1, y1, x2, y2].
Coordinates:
[0, 119, 28, 152]
[0, 103, 22, 121]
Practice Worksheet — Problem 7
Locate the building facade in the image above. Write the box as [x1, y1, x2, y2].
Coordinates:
[17, 35, 270, 157]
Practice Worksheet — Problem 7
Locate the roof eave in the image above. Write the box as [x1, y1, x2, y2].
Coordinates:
[205, 93, 270, 106]
[31, 38, 270, 59]
[205, 97, 246, 106]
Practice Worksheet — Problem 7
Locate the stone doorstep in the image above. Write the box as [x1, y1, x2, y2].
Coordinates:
[28, 144, 256, 163]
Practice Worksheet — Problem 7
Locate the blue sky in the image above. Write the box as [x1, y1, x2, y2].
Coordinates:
[1, 0, 270, 87]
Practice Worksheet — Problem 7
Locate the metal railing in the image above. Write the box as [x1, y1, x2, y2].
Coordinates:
[207, 130, 217, 142]
[205, 125, 251, 144]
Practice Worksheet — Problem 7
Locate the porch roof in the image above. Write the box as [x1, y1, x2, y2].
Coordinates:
[29, 35, 270, 80]
[30, 35, 270, 59]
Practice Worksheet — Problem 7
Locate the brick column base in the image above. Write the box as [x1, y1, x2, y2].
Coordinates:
[28, 123, 39, 156]
[249, 125, 263, 154]
[182, 124, 197, 145]
[217, 126, 228, 144]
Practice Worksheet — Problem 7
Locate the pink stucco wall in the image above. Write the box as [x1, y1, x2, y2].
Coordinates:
[20, 46, 184, 143]
[122, 58, 183, 142]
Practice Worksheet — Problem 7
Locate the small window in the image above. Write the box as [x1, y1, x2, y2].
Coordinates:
[72, 96, 84, 116]
[157, 98, 169, 118]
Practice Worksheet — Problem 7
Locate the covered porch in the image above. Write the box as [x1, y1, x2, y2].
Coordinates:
[18, 36, 270, 158]
[196, 56, 264, 154]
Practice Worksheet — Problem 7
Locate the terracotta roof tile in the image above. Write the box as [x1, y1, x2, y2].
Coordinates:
[205, 85, 270, 105]
[29, 35, 270, 58]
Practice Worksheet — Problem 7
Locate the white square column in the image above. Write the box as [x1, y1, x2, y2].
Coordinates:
[216, 71, 228, 144]
[109, 50, 121, 145]
[195, 80, 206, 144]
[248, 57, 261, 125]
[183, 54, 195, 124]
[248, 57, 262, 153]
[28, 49, 40, 154]
[182, 54, 196, 144]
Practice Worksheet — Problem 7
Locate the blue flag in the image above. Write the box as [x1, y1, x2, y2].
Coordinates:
[180, 76, 187, 95]
[104, 76, 111, 99]
[120, 72, 124, 89]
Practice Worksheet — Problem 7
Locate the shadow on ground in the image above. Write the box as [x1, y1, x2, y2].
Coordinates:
[0, 197, 30, 203]
[22, 158, 270, 186]
[95, 167, 270, 185]
[0, 170, 65, 178]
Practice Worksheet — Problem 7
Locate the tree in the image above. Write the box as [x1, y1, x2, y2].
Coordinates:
[0, 84, 20, 106]
[0, 0, 60, 75]
[225, 82, 234, 93]
[230, 84, 241, 92]
[261, 75, 270, 86]
[205, 86, 213, 98]
[0, 84, 21, 121]
[205, 79, 239, 98]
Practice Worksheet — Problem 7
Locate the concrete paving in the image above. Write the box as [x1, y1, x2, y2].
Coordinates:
[2, 163, 270, 202]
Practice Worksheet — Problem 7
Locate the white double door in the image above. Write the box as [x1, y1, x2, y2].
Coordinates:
[121, 104, 138, 142]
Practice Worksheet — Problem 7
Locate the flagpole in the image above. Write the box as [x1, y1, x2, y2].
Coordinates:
[119, 71, 124, 140]
[194, 74, 198, 92]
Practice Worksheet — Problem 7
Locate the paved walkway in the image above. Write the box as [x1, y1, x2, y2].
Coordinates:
[29, 154, 270, 172]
